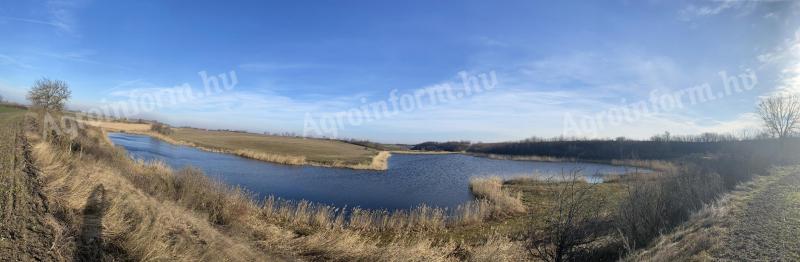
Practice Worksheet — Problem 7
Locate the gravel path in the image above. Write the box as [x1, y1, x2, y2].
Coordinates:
[714, 168, 800, 260]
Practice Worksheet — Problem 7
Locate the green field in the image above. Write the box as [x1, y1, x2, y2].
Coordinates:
[0, 104, 24, 114]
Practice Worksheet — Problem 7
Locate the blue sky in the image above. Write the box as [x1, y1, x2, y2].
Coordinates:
[1, 0, 799, 143]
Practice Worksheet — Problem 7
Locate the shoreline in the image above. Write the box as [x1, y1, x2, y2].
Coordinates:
[465, 152, 673, 171]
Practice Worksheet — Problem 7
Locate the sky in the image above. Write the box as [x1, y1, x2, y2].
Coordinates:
[1, 0, 799, 144]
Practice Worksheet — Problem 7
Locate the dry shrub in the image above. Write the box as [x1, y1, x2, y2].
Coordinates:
[623, 195, 732, 262]
[527, 171, 609, 262]
[149, 122, 173, 135]
[615, 164, 724, 251]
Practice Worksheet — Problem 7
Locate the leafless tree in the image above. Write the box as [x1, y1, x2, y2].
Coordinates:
[758, 94, 800, 139]
[27, 78, 71, 111]
[527, 170, 608, 262]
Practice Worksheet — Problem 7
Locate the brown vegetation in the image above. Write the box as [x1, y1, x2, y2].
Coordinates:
[468, 177, 526, 218]
[526, 171, 610, 262]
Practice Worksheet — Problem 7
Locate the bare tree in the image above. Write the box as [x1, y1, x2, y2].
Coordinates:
[758, 95, 800, 139]
[527, 170, 608, 262]
[27, 78, 71, 111]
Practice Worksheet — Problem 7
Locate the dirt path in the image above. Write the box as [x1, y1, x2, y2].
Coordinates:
[0, 115, 56, 261]
[714, 167, 800, 260]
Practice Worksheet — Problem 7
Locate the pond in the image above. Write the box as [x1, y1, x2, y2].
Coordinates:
[109, 133, 643, 210]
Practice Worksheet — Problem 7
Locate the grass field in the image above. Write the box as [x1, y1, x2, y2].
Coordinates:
[171, 128, 377, 165]
[82, 120, 389, 170]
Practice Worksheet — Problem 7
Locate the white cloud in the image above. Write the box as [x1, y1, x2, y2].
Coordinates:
[678, 0, 766, 21]
[45, 0, 85, 34]
[759, 29, 800, 95]
[86, 49, 768, 143]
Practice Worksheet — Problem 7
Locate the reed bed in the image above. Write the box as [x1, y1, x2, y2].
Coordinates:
[468, 176, 527, 218]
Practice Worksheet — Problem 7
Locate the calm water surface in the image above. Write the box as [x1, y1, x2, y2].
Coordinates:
[109, 133, 641, 210]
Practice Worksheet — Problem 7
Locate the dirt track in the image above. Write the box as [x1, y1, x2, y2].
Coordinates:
[714, 167, 800, 260]
[0, 116, 56, 261]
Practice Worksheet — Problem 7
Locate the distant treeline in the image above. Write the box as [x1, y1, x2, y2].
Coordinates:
[412, 141, 471, 152]
[413, 132, 791, 161]
[0, 101, 29, 110]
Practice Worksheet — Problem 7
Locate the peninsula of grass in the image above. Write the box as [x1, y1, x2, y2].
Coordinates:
[83, 120, 390, 170]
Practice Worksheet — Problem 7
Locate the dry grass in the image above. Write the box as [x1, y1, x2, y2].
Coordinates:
[391, 150, 459, 155]
[469, 177, 527, 218]
[610, 159, 676, 172]
[169, 127, 381, 168]
[622, 196, 731, 262]
[80, 120, 151, 132]
[32, 135, 267, 261]
[621, 174, 777, 261]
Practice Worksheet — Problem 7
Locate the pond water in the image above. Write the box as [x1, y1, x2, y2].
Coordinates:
[109, 133, 642, 210]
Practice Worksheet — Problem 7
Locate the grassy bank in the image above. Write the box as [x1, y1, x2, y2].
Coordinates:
[83, 120, 391, 170]
[627, 166, 800, 261]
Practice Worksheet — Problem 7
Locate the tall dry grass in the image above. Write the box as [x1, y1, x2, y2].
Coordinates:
[469, 177, 526, 218]
[610, 159, 676, 172]
[31, 135, 266, 261]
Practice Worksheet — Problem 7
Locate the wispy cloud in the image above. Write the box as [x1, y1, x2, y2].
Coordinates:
[758, 29, 800, 95]
[45, 0, 83, 34]
[238, 62, 327, 72]
[0, 16, 69, 31]
[678, 0, 762, 21]
[0, 0, 87, 35]
[0, 54, 34, 69]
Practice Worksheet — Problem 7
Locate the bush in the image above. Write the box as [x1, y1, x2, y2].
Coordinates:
[614, 157, 748, 251]
[527, 171, 609, 262]
[150, 122, 173, 135]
